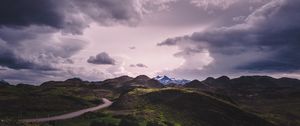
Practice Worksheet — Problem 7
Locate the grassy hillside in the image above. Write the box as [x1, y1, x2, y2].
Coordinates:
[186, 76, 300, 126]
[4, 88, 275, 126]
[0, 85, 114, 119]
[1, 75, 298, 126]
[110, 88, 275, 126]
[238, 96, 300, 126]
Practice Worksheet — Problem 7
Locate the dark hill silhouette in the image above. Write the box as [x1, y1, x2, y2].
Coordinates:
[100, 76, 134, 89]
[184, 80, 210, 90]
[187, 75, 300, 126]
[100, 75, 164, 90]
[112, 88, 275, 126]
[41, 78, 89, 87]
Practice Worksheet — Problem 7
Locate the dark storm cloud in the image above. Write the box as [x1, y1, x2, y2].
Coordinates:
[0, 0, 177, 83]
[72, 0, 142, 23]
[0, 0, 144, 34]
[87, 52, 116, 65]
[0, 68, 77, 84]
[0, 69, 51, 83]
[147, 0, 271, 28]
[0, 26, 85, 70]
[0, 0, 63, 28]
[0, 44, 54, 70]
[0, 26, 53, 44]
[0, 0, 145, 82]
[159, 0, 300, 73]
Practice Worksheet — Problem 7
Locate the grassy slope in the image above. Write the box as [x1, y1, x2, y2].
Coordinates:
[1, 84, 294, 126]
[110, 88, 275, 126]
[0, 85, 115, 119]
[215, 86, 300, 125]
[238, 98, 300, 126]
[9, 88, 277, 126]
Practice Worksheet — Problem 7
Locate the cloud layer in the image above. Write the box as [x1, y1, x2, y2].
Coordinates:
[0, 0, 177, 83]
[0, 0, 155, 34]
[158, 0, 300, 78]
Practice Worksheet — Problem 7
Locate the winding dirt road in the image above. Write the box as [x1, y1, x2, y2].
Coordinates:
[21, 98, 113, 123]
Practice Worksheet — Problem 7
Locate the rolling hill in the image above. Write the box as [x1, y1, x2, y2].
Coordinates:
[0, 75, 299, 126]
[111, 88, 275, 126]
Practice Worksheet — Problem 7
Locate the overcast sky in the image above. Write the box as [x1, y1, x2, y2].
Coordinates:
[0, 0, 300, 84]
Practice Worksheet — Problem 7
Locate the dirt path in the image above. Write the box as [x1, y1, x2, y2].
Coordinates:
[21, 98, 113, 123]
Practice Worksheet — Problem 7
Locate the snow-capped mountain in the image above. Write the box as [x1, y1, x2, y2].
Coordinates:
[154, 75, 190, 85]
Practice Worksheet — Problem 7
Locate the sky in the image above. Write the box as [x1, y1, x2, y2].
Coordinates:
[0, 0, 300, 84]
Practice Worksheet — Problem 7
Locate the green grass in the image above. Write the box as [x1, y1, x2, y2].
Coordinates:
[2, 84, 295, 126]
[0, 86, 113, 119]
[25, 112, 121, 126]
[238, 98, 300, 126]
[111, 88, 275, 126]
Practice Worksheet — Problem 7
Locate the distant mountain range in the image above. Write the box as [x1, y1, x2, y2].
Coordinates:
[39, 75, 164, 91]
[154, 75, 190, 85]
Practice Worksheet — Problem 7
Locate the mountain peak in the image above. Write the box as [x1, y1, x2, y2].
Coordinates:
[217, 76, 230, 81]
[134, 75, 150, 81]
[162, 75, 171, 80]
[154, 75, 190, 85]
[65, 78, 83, 82]
[184, 79, 210, 89]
